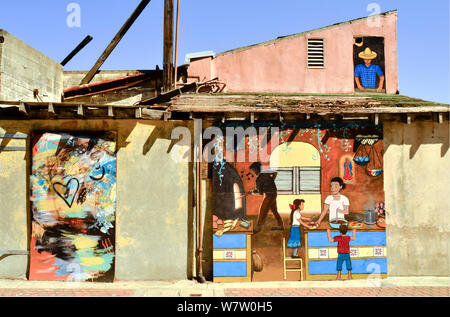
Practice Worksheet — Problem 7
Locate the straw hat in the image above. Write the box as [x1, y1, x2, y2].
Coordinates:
[358, 47, 377, 60]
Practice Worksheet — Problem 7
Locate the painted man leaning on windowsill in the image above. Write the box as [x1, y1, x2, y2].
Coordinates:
[354, 47, 385, 93]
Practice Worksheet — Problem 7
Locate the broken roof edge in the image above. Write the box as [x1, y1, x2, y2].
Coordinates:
[172, 92, 450, 109]
[214, 10, 397, 58]
[184, 51, 216, 64]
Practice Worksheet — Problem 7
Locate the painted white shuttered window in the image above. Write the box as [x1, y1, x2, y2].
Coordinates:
[274, 167, 321, 194]
[299, 167, 321, 193]
[274, 168, 294, 193]
[307, 39, 324, 68]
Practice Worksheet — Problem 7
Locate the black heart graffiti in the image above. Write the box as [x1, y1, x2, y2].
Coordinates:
[53, 178, 80, 208]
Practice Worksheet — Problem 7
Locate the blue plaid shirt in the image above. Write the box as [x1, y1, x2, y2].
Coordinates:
[354, 64, 384, 89]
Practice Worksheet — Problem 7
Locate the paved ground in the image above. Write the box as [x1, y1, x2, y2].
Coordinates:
[0, 277, 448, 297]
[224, 286, 449, 297]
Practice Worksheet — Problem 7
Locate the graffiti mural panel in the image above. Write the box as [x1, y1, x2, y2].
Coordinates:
[29, 132, 116, 282]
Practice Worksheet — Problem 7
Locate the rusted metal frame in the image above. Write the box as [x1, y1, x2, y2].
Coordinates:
[61, 35, 93, 66]
[139, 81, 198, 105]
[64, 78, 148, 101]
[66, 72, 156, 98]
[80, 0, 152, 85]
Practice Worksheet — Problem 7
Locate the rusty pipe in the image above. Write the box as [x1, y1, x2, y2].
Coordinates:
[174, 0, 180, 87]
[196, 118, 205, 283]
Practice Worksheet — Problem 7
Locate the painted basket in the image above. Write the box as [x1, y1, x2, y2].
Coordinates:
[354, 156, 370, 166]
[366, 168, 383, 177]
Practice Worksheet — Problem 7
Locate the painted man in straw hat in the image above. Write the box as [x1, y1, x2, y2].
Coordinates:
[354, 47, 385, 93]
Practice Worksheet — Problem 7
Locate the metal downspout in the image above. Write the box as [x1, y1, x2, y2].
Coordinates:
[195, 118, 206, 283]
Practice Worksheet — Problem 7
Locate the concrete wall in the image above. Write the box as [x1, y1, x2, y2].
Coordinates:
[188, 12, 398, 94]
[0, 119, 193, 281]
[0, 30, 63, 102]
[384, 121, 450, 277]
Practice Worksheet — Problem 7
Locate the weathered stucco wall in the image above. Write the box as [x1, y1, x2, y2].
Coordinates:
[0, 30, 63, 102]
[0, 135, 28, 278]
[384, 121, 450, 276]
[0, 120, 193, 280]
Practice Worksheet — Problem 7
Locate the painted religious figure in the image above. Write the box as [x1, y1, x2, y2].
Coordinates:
[354, 47, 385, 93]
[343, 158, 353, 181]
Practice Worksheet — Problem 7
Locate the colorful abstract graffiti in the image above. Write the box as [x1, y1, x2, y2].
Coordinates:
[29, 132, 116, 282]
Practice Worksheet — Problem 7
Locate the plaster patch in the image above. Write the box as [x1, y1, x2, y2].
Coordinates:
[165, 215, 176, 225]
[0, 154, 23, 178]
[178, 197, 186, 212]
[117, 236, 136, 249]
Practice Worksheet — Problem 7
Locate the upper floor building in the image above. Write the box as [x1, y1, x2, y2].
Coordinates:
[186, 10, 399, 95]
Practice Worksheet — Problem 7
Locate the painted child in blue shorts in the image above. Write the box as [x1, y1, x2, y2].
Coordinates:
[327, 225, 356, 280]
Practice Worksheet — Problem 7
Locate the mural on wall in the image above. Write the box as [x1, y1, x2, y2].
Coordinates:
[211, 123, 387, 282]
[29, 132, 117, 282]
[354, 37, 386, 93]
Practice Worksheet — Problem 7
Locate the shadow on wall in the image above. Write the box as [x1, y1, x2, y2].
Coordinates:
[0, 119, 195, 280]
[383, 122, 449, 159]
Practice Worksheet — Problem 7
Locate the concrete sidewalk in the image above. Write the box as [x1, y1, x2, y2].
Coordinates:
[0, 277, 448, 297]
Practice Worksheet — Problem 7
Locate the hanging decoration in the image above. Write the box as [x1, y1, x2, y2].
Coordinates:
[353, 135, 383, 176]
[213, 136, 226, 185]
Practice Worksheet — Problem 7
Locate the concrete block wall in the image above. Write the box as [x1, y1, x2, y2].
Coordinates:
[0, 30, 63, 102]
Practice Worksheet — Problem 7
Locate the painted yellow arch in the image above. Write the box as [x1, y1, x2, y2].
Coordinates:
[270, 142, 321, 168]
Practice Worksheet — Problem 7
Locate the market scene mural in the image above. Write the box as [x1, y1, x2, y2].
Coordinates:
[29, 132, 117, 282]
[211, 123, 387, 281]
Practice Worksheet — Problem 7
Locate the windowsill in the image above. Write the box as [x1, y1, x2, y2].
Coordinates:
[354, 88, 386, 94]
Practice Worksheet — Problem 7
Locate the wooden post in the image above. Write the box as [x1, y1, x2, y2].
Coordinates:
[48, 103, 55, 118]
[77, 104, 84, 117]
[80, 0, 152, 85]
[61, 35, 93, 66]
[163, 0, 174, 92]
[18, 102, 27, 115]
[406, 114, 412, 125]
[108, 106, 114, 118]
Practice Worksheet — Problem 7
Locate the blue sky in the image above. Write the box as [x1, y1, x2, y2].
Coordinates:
[0, 0, 448, 103]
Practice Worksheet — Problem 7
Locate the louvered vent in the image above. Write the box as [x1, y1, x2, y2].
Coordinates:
[307, 39, 324, 68]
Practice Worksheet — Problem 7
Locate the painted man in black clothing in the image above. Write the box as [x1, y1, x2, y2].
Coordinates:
[248, 162, 284, 233]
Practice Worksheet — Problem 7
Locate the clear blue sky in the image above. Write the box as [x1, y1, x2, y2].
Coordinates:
[0, 0, 448, 103]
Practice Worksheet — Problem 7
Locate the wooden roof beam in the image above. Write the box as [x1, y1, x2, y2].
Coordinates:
[61, 35, 93, 67]
[80, 0, 152, 85]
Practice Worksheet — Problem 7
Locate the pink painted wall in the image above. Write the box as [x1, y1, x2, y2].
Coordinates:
[187, 12, 398, 94]
[186, 57, 213, 83]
